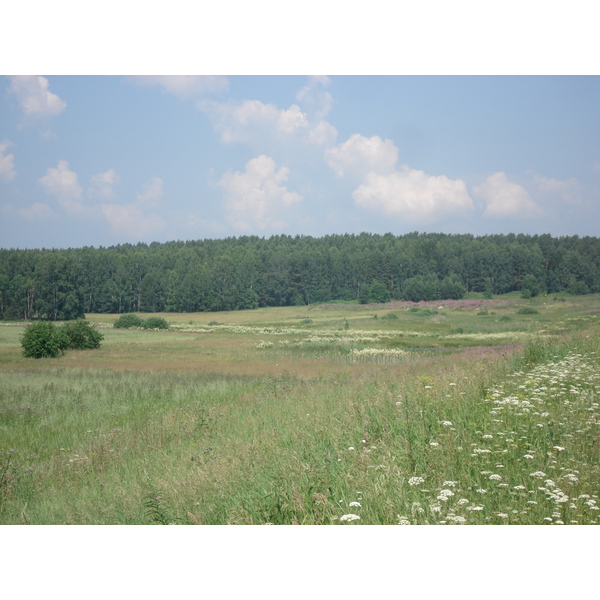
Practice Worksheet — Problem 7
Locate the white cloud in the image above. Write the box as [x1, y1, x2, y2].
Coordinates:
[100, 203, 165, 238]
[19, 202, 55, 220]
[0, 141, 16, 181]
[218, 154, 303, 231]
[474, 172, 543, 218]
[199, 99, 309, 144]
[296, 75, 334, 120]
[532, 173, 583, 205]
[132, 75, 228, 99]
[99, 175, 165, 238]
[353, 165, 474, 223]
[8, 75, 66, 119]
[325, 134, 399, 178]
[89, 169, 120, 200]
[136, 176, 164, 206]
[39, 160, 85, 214]
[307, 120, 338, 146]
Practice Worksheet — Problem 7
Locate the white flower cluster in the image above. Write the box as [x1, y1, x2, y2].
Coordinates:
[339, 514, 361, 522]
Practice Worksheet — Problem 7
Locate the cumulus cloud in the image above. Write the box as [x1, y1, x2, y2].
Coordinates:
[296, 76, 334, 120]
[8, 76, 66, 122]
[532, 173, 583, 205]
[307, 120, 338, 146]
[136, 176, 164, 206]
[0, 141, 16, 181]
[89, 169, 120, 200]
[218, 154, 303, 231]
[100, 176, 165, 238]
[352, 166, 474, 223]
[132, 75, 228, 99]
[39, 160, 85, 214]
[199, 99, 309, 144]
[325, 134, 399, 178]
[474, 172, 543, 218]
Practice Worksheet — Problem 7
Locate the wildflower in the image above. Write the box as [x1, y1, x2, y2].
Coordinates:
[523, 454, 535, 459]
[442, 481, 457, 487]
[476, 489, 488, 494]
[441, 421, 453, 426]
[489, 474, 502, 481]
[348, 447, 355, 451]
[466, 505, 484, 511]
[457, 498, 469, 505]
[497, 513, 509, 519]
[482, 434, 493, 439]
[437, 489, 454, 501]
[514, 485, 526, 490]
[553, 446, 566, 451]
[429, 442, 439, 447]
[447, 515, 466, 524]
[530, 471, 546, 478]
[349, 502, 361, 508]
[340, 514, 361, 522]
[408, 476, 425, 486]
[397, 516, 411, 525]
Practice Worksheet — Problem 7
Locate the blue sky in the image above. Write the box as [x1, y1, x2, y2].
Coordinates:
[1, 74, 599, 249]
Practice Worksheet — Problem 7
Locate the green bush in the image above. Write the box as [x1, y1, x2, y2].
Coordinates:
[381, 313, 399, 320]
[142, 317, 170, 330]
[517, 307, 539, 315]
[113, 314, 144, 328]
[61, 320, 104, 350]
[21, 322, 67, 358]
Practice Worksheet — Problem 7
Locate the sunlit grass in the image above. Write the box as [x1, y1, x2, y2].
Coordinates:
[1, 293, 599, 524]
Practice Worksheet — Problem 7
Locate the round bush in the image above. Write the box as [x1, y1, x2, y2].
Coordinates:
[21, 322, 66, 358]
[113, 314, 144, 328]
[517, 307, 539, 315]
[142, 317, 170, 330]
[61, 320, 104, 350]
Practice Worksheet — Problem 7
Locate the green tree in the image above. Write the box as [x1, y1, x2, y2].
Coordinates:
[369, 280, 390, 304]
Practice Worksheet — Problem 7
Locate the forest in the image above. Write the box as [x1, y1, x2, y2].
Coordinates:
[0, 231, 598, 320]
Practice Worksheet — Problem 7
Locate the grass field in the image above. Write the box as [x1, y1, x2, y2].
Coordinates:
[1, 292, 599, 524]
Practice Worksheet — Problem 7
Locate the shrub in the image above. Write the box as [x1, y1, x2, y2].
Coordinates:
[60, 320, 104, 350]
[517, 307, 539, 315]
[381, 313, 398, 320]
[21, 322, 67, 358]
[142, 317, 170, 330]
[113, 314, 144, 328]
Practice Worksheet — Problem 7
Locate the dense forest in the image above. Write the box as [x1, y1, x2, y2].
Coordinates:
[1, 232, 598, 320]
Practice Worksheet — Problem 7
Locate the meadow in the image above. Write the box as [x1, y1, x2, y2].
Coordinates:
[0, 292, 598, 524]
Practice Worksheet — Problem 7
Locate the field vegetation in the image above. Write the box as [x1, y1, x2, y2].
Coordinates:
[1, 292, 598, 524]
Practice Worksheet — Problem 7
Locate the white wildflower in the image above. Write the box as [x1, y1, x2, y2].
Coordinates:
[339, 514, 361, 522]
[349, 502, 361, 507]
[408, 476, 425, 486]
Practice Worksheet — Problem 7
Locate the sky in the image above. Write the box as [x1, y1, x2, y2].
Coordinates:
[1, 4, 599, 250]
[1, 75, 599, 249]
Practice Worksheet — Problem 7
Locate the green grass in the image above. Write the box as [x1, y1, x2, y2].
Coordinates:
[1, 292, 599, 524]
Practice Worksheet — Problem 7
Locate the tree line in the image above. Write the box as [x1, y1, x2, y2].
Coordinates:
[1, 232, 598, 320]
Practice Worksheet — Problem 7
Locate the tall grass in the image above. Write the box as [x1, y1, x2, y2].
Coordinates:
[1, 321, 598, 524]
